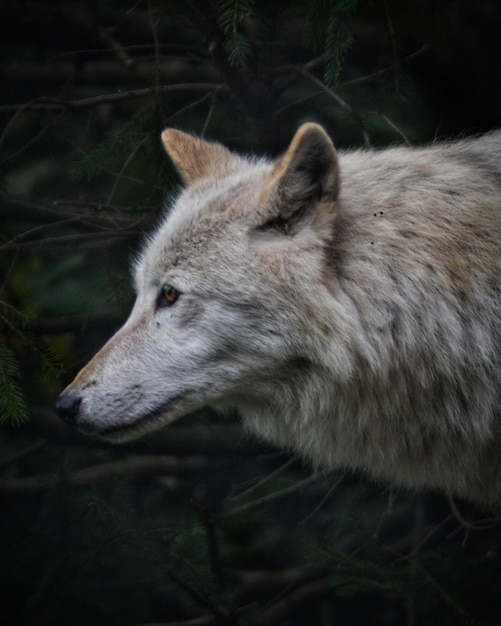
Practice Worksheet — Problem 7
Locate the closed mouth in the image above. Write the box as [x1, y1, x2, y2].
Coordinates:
[91, 394, 186, 441]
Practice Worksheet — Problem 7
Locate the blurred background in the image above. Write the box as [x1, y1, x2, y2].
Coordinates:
[1, 1, 501, 624]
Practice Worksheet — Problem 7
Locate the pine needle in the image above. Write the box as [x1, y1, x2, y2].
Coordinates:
[216, 0, 255, 66]
[0, 342, 28, 425]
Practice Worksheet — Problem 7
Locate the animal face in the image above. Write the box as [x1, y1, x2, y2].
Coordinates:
[55, 124, 342, 441]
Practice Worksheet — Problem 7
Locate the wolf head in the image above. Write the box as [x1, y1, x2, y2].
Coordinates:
[55, 124, 348, 442]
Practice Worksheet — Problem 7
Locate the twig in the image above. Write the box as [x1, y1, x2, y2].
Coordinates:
[409, 513, 454, 556]
[228, 470, 331, 516]
[341, 44, 430, 89]
[5, 197, 151, 225]
[377, 112, 411, 145]
[447, 495, 501, 533]
[106, 134, 150, 205]
[0, 439, 48, 472]
[383, 543, 479, 626]
[0, 455, 227, 494]
[383, 0, 400, 94]
[29, 312, 121, 335]
[137, 618, 214, 626]
[254, 577, 334, 626]
[0, 230, 139, 252]
[202, 87, 223, 136]
[299, 473, 345, 525]
[98, 26, 133, 67]
[54, 198, 155, 214]
[163, 91, 218, 126]
[371, 488, 397, 540]
[0, 106, 64, 165]
[280, 65, 370, 147]
[0, 214, 99, 249]
[195, 504, 226, 591]
[149, 0, 162, 102]
[227, 565, 325, 593]
[0, 84, 224, 113]
[229, 456, 297, 502]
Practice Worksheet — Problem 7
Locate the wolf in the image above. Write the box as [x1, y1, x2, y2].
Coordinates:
[56, 123, 501, 507]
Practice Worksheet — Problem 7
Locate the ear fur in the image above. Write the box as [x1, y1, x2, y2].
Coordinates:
[271, 122, 339, 212]
[254, 122, 339, 234]
[161, 129, 238, 184]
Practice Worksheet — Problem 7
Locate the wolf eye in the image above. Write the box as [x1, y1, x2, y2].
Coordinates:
[158, 284, 180, 308]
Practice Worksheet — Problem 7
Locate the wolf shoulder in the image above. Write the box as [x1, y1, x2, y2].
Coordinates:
[334, 132, 501, 276]
[338, 130, 501, 208]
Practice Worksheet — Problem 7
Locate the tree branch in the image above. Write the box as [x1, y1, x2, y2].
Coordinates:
[279, 65, 371, 147]
[254, 577, 335, 625]
[0, 438, 48, 472]
[228, 470, 332, 516]
[0, 83, 224, 113]
[0, 454, 232, 495]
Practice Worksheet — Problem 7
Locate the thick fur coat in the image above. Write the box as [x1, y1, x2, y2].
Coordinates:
[56, 124, 501, 507]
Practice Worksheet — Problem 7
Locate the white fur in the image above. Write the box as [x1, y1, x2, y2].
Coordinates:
[57, 124, 501, 507]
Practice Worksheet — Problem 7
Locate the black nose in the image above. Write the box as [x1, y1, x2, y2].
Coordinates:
[55, 393, 82, 423]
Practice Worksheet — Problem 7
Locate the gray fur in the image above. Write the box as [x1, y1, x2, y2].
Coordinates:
[56, 124, 501, 507]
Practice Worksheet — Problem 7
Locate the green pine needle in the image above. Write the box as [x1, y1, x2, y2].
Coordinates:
[0, 343, 29, 426]
[304, 0, 360, 87]
[216, 0, 255, 66]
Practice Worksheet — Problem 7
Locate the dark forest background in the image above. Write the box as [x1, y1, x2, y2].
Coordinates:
[1, 1, 501, 625]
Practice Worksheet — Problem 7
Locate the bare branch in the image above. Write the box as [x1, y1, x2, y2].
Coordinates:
[0, 230, 139, 252]
[0, 83, 224, 113]
[137, 618, 214, 626]
[279, 65, 371, 147]
[229, 456, 297, 501]
[106, 134, 150, 205]
[228, 470, 332, 516]
[447, 495, 501, 533]
[0, 439, 48, 472]
[0, 454, 230, 494]
[254, 577, 335, 626]
[341, 44, 430, 89]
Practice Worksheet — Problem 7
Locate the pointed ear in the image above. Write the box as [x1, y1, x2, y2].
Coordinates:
[275, 123, 339, 205]
[261, 123, 339, 228]
[161, 129, 238, 184]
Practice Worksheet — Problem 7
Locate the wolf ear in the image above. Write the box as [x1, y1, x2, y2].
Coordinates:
[261, 123, 339, 229]
[161, 129, 238, 184]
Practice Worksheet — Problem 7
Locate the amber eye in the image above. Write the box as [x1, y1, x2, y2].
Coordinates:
[158, 284, 180, 308]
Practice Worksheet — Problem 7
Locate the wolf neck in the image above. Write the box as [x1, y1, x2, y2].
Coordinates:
[235, 361, 501, 507]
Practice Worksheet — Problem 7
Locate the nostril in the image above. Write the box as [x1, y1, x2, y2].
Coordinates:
[55, 393, 82, 423]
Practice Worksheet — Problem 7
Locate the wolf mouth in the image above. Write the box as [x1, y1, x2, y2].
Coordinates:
[93, 394, 187, 441]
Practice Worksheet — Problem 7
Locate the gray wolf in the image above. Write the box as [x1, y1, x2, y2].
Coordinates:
[56, 123, 501, 507]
